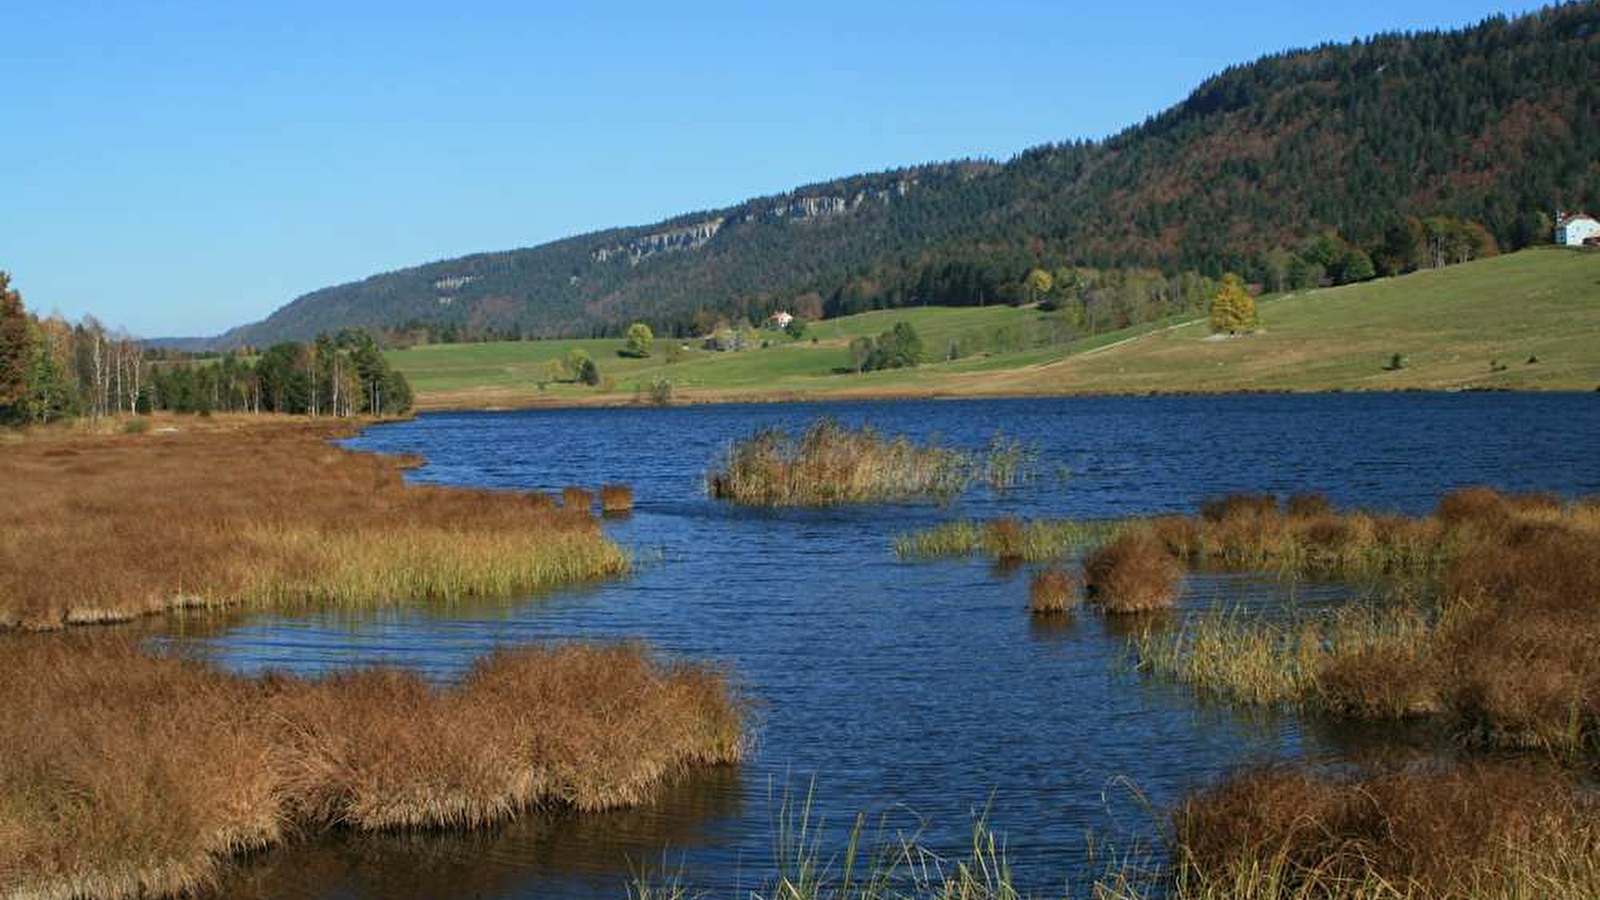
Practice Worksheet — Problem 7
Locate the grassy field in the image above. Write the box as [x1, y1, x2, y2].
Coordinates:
[390, 248, 1600, 409]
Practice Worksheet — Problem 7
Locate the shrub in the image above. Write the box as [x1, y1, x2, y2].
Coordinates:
[1082, 532, 1184, 613]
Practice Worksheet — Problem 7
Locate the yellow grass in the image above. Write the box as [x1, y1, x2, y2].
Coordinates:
[0, 416, 628, 630]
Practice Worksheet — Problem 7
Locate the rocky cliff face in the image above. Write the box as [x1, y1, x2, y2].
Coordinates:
[590, 178, 919, 265]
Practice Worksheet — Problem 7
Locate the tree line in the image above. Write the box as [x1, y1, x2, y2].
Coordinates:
[0, 272, 412, 426]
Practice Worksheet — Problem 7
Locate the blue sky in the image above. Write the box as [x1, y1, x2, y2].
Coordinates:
[3, 1, 1536, 336]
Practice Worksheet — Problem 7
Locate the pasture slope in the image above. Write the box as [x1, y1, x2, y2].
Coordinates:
[389, 248, 1600, 409]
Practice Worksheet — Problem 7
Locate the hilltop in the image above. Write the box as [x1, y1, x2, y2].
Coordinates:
[390, 248, 1600, 408]
[204, 4, 1597, 348]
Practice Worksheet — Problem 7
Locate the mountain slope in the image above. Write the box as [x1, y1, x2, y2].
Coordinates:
[216, 3, 1600, 348]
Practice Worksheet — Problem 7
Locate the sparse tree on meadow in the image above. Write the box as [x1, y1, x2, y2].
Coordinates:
[622, 322, 653, 358]
[1209, 274, 1258, 334]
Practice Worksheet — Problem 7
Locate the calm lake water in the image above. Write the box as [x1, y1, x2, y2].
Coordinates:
[166, 393, 1600, 899]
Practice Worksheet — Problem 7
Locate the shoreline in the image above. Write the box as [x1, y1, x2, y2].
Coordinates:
[411, 382, 1593, 413]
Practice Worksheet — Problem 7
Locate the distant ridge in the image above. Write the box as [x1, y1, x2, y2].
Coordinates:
[186, 3, 1598, 349]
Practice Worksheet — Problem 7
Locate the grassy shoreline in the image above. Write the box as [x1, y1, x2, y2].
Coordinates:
[0, 415, 630, 630]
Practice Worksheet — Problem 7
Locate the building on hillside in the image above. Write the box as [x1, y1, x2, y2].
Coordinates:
[1555, 212, 1600, 246]
[768, 311, 795, 329]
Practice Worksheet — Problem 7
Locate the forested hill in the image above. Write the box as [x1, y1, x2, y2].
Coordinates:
[207, 3, 1599, 348]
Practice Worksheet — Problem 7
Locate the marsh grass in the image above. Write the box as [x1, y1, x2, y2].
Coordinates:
[706, 419, 1034, 507]
[0, 419, 628, 630]
[0, 636, 744, 900]
[601, 483, 635, 514]
[1028, 567, 1077, 615]
[562, 486, 596, 510]
[895, 519, 1123, 562]
[1084, 533, 1185, 613]
[629, 764, 1598, 900]
[1125, 488, 1600, 760]
[1129, 604, 1436, 711]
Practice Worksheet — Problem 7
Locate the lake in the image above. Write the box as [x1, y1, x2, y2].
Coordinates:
[164, 393, 1600, 899]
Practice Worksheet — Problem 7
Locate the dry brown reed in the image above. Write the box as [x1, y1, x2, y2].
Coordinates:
[705, 419, 974, 506]
[561, 485, 595, 510]
[600, 483, 635, 514]
[0, 635, 743, 900]
[1083, 532, 1184, 613]
[1173, 763, 1599, 899]
[1028, 566, 1077, 615]
[0, 418, 628, 630]
[1131, 487, 1600, 760]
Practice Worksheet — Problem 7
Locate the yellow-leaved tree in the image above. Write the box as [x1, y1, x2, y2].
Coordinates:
[1208, 273, 1258, 334]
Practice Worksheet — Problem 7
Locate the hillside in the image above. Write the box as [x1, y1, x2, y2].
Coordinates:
[391, 248, 1600, 408]
[218, 4, 1597, 348]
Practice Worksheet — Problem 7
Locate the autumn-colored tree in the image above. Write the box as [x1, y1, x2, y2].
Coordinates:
[0, 272, 30, 418]
[1208, 274, 1257, 334]
[1023, 268, 1054, 305]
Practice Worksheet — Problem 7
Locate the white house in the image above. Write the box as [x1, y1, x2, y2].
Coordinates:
[769, 311, 795, 329]
[1555, 212, 1600, 247]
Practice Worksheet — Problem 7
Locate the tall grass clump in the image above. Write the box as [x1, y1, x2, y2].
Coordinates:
[562, 485, 595, 510]
[600, 483, 635, 514]
[0, 420, 629, 630]
[706, 419, 1032, 507]
[1084, 532, 1184, 613]
[0, 635, 744, 900]
[1029, 567, 1077, 615]
[1172, 763, 1599, 900]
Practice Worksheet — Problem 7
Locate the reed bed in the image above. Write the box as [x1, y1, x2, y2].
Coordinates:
[895, 518, 1124, 561]
[629, 763, 1597, 900]
[706, 419, 1032, 507]
[1170, 763, 1599, 900]
[600, 483, 635, 514]
[0, 635, 744, 900]
[562, 485, 596, 510]
[1127, 488, 1600, 760]
[0, 419, 628, 630]
[1028, 566, 1077, 615]
[1130, 604, 1436, 711]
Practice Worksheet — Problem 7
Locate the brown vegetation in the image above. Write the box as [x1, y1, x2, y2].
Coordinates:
[1083, 532, 1184, 613]
[0, 418, 628, 630]
[1174, 763, 1598, 898]
[599, 483, 634, 514]
[1132, 487, 1600, 760]
[0, 635, 743, 900]
[562, 485, 595, 510]
[706, 419, 977, 506]
[1028, 566, 1077, 615]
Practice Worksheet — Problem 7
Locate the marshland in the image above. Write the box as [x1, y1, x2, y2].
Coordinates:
[5, 393, 1600, 899]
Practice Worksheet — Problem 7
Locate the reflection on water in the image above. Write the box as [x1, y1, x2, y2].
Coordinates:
[152, 394, 1599, 899]
[215, 768, 746, 900]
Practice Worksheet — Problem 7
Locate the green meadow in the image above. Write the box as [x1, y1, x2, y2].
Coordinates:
[389, 248, 1600, 408]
